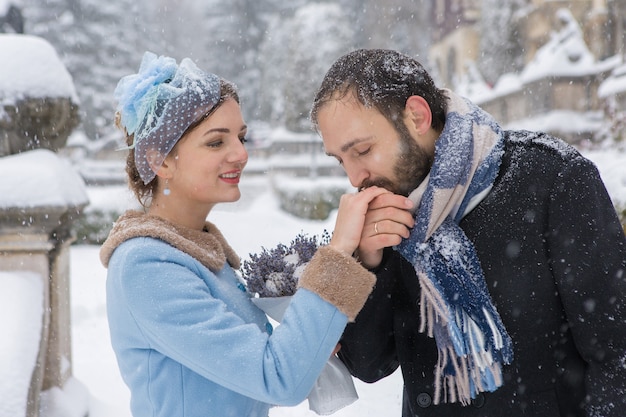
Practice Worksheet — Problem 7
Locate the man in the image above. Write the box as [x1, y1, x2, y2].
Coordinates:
[311, 49, 626, 417]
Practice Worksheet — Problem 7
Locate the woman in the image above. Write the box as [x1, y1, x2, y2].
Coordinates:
[99, 52, 401, 417]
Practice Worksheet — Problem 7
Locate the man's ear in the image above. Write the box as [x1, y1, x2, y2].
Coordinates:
[404, 95, 432, 135]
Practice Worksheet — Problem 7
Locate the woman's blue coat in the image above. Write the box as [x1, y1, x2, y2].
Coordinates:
[106, 236, 348, 417]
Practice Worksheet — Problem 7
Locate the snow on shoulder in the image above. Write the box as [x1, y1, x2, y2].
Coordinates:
[0, 34, 78, 104]
[520, 8, 596, 83]
[0, 149, 88, 208]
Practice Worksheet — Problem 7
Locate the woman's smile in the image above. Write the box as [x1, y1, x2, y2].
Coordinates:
[219, 169, 242, 184]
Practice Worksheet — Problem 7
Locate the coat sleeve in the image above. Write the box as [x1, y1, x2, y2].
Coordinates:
[547, 155, 626, 416]
[338, 247, 401, 383]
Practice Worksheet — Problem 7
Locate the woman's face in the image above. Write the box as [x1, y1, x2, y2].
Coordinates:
[164, 98, 248, 210]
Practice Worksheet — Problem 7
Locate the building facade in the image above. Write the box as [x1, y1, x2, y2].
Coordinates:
[429, 0, 626, 143]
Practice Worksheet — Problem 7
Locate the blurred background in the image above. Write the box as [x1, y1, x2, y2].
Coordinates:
[7, 0, 624, 145]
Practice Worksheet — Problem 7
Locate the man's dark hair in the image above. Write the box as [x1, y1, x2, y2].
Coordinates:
[311, 49, 448, 134]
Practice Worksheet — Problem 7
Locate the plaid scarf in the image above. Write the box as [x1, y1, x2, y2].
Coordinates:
[395, 90, 513, 405]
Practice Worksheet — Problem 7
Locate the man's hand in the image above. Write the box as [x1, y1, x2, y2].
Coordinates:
[356, 193, 414, 269]
[329, 186, 393, 256]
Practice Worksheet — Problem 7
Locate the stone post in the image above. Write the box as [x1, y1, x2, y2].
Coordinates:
[0, 154, 88, 417]
[0, 232, 51, 417]
[0, 34, 84, 417]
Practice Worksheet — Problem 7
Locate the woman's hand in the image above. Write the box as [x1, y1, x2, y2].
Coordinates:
[329, 186, 397, 256]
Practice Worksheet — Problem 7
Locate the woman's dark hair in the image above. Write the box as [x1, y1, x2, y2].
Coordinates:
[310, 49, 447, 134]
[118, 79, 239, 208]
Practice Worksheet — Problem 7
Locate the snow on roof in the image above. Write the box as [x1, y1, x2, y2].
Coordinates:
[520, 9, 597, 83]
[0, 149, 89, 208]
[598, 61, 626, 98]
[465, 8, 620, 105]
[0, 34, 78, 104]
[504, 110, 605, 135]
[472, 72, 524, 104]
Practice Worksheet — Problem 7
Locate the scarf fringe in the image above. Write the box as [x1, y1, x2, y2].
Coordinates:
[419, 272, 508, 405]
[418, 272, 451, 336]
[434, 344, 505, 405]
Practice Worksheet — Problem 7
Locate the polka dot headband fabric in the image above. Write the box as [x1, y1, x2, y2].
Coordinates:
[114, 52, 221, 184]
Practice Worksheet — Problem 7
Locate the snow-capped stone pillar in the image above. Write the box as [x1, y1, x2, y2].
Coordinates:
[0, 34, 79, 156]
[0, 35, 85, 417]
[0, 150, 88, 417]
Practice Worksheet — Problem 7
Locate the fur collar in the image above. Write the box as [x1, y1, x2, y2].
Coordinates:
[99, 210, 240, 272]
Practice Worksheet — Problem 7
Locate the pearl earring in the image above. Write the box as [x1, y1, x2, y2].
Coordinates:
[163, 179, 171, 196]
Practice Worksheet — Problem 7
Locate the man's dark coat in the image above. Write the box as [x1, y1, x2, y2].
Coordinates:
[339, 131, 626, 417]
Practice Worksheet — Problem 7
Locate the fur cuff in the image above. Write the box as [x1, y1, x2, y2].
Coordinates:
[298, 246, 376, 322]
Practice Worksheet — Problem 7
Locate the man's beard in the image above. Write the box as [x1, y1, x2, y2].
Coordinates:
[360, 124, 433, 196]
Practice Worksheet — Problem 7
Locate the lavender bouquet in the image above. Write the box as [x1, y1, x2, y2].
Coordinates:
[241, 231, 359, 415]
[241, 231, 330, 298]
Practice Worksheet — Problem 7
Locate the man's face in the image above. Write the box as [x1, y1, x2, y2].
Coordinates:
[317, 95, 433, 196]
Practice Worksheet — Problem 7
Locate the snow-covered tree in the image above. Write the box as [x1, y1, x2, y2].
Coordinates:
[257, 2, 352, 130]
[23, 0, 149, 141]
[255, 13, 292, 125]
[340, 0, 432, 59]
[142, 0, 206, 60]
[196, 0, 294, 120]
[282, 3, 354, 132]
[478, 0, 526, 86]
[17, 0, 435, 142]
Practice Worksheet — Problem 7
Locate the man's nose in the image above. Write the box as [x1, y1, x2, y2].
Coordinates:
[344, 162, 368, 189]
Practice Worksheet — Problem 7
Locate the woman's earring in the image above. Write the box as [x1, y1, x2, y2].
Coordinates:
[163, 179, 171, 196]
